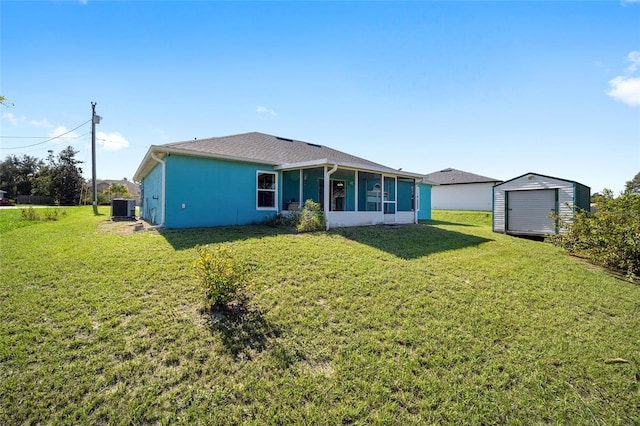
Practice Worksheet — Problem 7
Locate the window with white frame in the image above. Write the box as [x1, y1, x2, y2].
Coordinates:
[257, 171, 277, 209]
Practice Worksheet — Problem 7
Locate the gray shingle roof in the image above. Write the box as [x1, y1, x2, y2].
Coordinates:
[133, 132, 426, 181]
[424, 168, 502, 185]
[164, 132, 392, 169]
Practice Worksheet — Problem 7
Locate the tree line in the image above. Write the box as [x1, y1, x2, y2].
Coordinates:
[0, 146, 135, 206]
[0, 146, 85, 205]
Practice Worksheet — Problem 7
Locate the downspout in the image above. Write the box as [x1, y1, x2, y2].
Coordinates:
[324, 163, 338, 230]
[414, 180, 419, 224]
[148, 151, 166, 229]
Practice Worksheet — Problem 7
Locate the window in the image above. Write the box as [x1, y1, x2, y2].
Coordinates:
[257, 171, 277, 209]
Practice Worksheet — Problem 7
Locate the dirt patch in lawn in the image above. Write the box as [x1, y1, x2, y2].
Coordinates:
[97, 218, 154, 235]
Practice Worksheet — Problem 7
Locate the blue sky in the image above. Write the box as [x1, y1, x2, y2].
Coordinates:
[1, 1, 639, 194]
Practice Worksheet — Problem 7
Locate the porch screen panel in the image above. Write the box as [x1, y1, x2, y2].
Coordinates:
[384, 176, 396, 214]
[282, 170, 300, 210]
[302, 168, 324, 205]
[358, 172, 382, 212]
[397, 178, 415, 211]
[331, 169, 356, 211]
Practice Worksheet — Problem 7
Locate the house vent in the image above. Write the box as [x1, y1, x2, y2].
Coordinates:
[276, 136, 294, 142]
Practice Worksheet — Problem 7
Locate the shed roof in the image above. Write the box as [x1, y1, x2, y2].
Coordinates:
[134, 132, 427, 181]
[494, 172, 590, 189]
[424, 168, 502, 185]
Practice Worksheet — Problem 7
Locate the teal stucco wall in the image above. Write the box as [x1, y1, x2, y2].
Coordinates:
[418, 184, 432, 220]
[140, 162, 163, 224]
[153, 155, 278, 228]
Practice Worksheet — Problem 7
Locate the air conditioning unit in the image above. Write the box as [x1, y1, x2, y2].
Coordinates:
[111, 198, 136, 219]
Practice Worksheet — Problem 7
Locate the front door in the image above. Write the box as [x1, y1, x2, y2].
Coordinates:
[383, 176, 396, 224]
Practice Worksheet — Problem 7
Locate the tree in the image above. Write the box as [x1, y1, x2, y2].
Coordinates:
[624, 171, 640, 194]
[106, 183, 131, 199]
[32, 147, 85, 205]
[0, 96, 13, 107]
[51, 146, 84, 205]
[0, 154, 43, 198]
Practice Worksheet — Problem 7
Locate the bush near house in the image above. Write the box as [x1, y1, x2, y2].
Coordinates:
[263, 199, 325, 232]
[551, 191, 640, 279]
[297, 199, 325, 232]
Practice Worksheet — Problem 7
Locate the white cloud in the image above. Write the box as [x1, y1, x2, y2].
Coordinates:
[97, 131, 129, 151]
[606, 51, 640, 106]
[50, 125, 80, 144]
[257, 105, 277, 117]
[29, 118, 52, 128]
[626, 51, 640, 72]
[607, 76, 640, 106]
[1, 112, 25, 125]
[1, 112, 54, 128]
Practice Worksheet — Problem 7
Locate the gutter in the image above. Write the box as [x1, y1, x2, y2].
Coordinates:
[148, 151, 166, 230]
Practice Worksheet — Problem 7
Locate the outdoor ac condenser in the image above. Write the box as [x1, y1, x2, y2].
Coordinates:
[111, 198, 136, 219]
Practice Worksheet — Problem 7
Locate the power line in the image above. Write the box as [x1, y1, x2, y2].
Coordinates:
[0, 119, 91, 149]
[0, 135, 54, 139]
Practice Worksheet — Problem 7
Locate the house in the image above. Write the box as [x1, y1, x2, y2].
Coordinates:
[133, 132, 434, 229]
[94, 179, 141, 205]
[424, 168, 502, 211]
[493, 172, 590, 236]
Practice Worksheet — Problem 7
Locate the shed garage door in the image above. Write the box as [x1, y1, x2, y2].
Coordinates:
[507, 189, 557, 234]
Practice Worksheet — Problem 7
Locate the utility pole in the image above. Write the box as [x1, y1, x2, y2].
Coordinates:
[91, 102, 101, 215]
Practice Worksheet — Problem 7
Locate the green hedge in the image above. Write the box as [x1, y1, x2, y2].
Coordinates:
[551, 192, 640, 279]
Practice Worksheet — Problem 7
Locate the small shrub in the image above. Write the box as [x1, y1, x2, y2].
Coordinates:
[21, 207, 40, 221]
[297, 200, 325, 233]
[20, 207, 67, 222]
[43, 208, 66, 221]
[97, 192, 111, 206]
[193, 244, 250, 309]
[263, 211, 301, 228]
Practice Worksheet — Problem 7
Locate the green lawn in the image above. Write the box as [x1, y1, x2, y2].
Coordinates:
[1, 207, 638, 424]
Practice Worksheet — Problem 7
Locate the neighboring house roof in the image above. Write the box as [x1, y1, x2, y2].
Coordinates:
[95, 179, 140, 196]
[134, 132, 427, 181]
[424, 168, 502, 185]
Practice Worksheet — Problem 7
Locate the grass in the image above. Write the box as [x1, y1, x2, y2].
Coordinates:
[1, 207, 638, 424]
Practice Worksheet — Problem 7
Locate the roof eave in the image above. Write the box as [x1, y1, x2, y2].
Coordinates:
[276, 159, 426, 179]
[133, 145, 280, 181]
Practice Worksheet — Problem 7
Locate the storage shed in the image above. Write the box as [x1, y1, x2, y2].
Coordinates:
[493, 173, 590, 236]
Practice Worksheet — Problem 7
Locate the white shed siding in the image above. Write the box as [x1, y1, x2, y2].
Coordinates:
[493, 174, 575, 235]
[431, 182, 495, 211]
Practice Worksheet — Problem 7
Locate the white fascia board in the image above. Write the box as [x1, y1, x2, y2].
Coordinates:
[133, 147, 164, 182]
[276, 159, 426, 180]
[275, 159, 332, 170]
